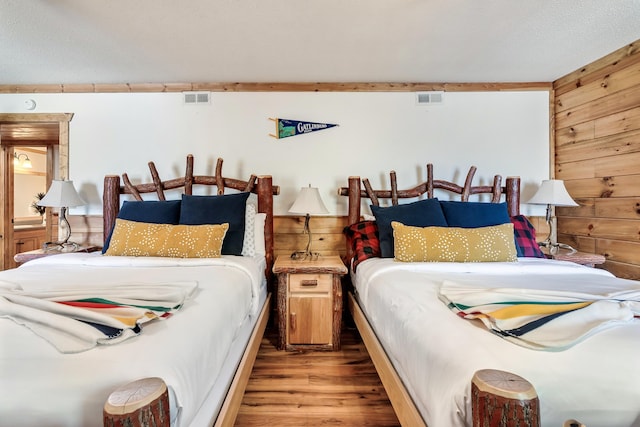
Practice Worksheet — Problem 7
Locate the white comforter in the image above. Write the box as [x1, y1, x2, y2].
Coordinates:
[0, 252, 266, 427]
[353, 257, 640, 427]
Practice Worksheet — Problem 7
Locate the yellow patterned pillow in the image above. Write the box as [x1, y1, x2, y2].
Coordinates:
[391, 221, 517, 262]
[105, 219, 229, 258]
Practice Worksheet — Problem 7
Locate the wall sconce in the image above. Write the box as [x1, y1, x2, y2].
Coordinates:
[38, 180, 85, 251]
[288, 185, 329, 260]
[527, 179, 578, 253]
[13, 152, 32, 169]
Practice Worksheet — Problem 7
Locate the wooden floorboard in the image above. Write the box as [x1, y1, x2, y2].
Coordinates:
[235, 325, 400, 426]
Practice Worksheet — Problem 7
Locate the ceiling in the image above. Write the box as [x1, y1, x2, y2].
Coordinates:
[1, 1, 640, 86]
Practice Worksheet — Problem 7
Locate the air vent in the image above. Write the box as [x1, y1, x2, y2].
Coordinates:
[415, 91, 444, 105]
[183, 92, 211, 105]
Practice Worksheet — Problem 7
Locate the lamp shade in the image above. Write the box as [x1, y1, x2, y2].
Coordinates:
[527, 180, 578, 207]
[289, 186, 329, 215]
[38, 180, 85, 208]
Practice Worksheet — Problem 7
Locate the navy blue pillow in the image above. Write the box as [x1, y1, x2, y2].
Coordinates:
[102, 200, 182, 253]
[371, 198, 447, 258]
[439, 201, 510, 228]
[179, 192, 250, 256]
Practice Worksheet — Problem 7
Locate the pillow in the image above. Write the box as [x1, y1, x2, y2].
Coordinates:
[102, 199, 182, 254]
[511, 215, 545, 258]
[371, 198, 447, 258]
[105, 219, 228, 258]
[391, 222, 518, 263]
[253, 213, 267, 256]
[242, 203, 258, 257]
[439, 201, 511, 228]
[241, 203, 267, 257]
[179, 192, 250, 256]
[343, 221, 380, 271]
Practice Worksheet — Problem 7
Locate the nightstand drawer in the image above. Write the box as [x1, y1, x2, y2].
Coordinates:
[289, 273, 332, 293]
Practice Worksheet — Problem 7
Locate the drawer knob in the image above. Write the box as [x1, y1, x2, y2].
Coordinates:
[300, 279, 318, 287]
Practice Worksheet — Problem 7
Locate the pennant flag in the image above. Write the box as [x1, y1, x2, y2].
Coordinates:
[269, 118, 338, 139]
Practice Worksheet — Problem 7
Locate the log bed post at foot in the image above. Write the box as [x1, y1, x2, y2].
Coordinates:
[103, 377, 170, 427]
[472, 369, 540, 427]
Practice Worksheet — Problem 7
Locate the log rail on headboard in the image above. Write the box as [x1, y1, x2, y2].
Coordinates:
[102, 154, 280, 276]
[337, 164, 521, 262]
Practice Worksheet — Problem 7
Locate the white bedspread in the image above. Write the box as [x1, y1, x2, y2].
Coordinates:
[353, 257, 640, 427]
[0, 252, 266, 427]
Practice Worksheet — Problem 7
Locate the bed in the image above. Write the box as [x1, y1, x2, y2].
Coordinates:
[0, 154, 279, 427]
[338, 164, 640, 427]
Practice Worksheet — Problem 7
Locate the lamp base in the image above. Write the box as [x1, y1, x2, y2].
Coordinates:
[43, 241, 79, 252]
[538, 239, 576, 255]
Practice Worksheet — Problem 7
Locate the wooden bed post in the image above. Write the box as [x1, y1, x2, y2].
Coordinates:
[103, 175, 121, 245]
[471, 369, 540, 427]
[505, 176, 521, 217]
[103, 377, 170, 427]
[256, 175, 275, 282]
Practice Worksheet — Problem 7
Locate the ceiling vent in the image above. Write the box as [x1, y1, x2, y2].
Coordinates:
[183, 91, 211, 105]
[415, 91, 444, 106]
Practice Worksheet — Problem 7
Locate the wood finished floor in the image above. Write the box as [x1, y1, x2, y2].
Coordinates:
[235, 325, 400, 426]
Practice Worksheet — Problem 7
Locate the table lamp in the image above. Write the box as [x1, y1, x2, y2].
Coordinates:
[289, 185, 329, 260]
[38, 180, 85, 251]
[527, 179, 578, 253]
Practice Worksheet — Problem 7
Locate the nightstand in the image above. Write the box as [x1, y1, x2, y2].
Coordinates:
[274, 254, 348, 351]
[541, 247, 605, 268]
[14, 245, 102, 266]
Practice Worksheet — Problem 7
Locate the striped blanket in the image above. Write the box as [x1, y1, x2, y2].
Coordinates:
[438, 280, 640, 351]
[0, 282, 197, 353]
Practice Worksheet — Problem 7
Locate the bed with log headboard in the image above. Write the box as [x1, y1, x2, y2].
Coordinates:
[338, 164, 640, 427]
[0, 154, 279, 427]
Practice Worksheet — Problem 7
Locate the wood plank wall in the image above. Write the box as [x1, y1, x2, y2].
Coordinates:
[553, 40, 640, 280]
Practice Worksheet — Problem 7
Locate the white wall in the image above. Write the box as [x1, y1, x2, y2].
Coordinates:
[1, 91, 549, 217]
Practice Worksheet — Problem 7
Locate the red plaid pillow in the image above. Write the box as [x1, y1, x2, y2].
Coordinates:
[343, 221, 381, 271]
[510, 215, 545, 258]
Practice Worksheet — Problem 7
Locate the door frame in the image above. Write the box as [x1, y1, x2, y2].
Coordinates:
[0, 113, 73, 270]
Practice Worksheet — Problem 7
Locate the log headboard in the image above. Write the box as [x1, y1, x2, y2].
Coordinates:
[102, 154, 280, 276]
[337, 164, 521, 262]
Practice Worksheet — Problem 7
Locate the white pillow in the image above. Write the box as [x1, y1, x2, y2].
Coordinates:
[242, 203, 257, 257]
[254, 213, 266, 256]
[242, 203, 267, 257]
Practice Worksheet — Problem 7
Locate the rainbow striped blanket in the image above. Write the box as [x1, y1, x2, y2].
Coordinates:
[438, 280, 640, 351]
[0, 282, 197, 353]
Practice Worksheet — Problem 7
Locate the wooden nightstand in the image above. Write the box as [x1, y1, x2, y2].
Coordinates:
[274, 254, 348, 351]
[14, 245, 102, 266]
[541, 247, 605, 268]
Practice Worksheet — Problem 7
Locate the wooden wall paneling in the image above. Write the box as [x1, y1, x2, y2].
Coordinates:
[555, 129, 640, 164]
[594, 105, 640, 138]
[596, 238, 640, 266]
[556, 83, 640, 130]
[594, 197, 640, 219]
[555, 64, 640, 116]
[68, 215, 104, 247]
[558, 217, 639, 243]
[563, 175, 640, 199]
[553, 39, 640, 280]
[556, 199, 595, 217]
[601, 261, 640, 281]
[594, 150, 640, 177]
[555, 121, 595, 146]
[557, 152, 640, 180]
[271, 216, 349, 259]
[553, 41, 640, 96]
[556, 233, 597, 253]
